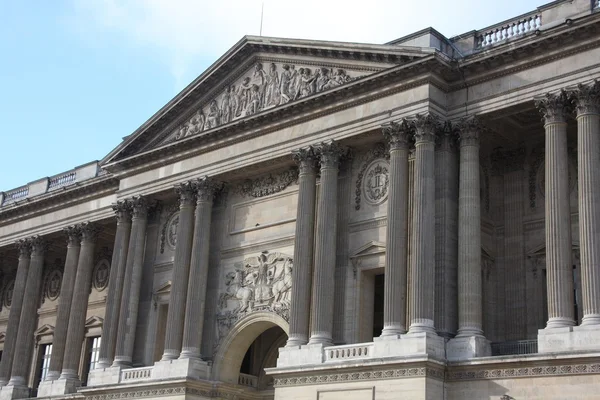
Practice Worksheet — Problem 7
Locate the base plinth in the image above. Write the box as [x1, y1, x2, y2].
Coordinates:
[538, 325, 600, 353]
[446, 335, 491, 361]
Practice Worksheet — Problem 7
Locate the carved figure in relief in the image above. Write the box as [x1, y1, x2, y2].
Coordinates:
[264, 63, 280, 106]
[220, 270, 253, 313]
[316, 67, 330, 92]
[246, 85, 262, 116]
[175, 124, 189, 140]
[189, 111, 205, 134]
[296, 68, 316, 99]
[205, 100, 220, 130]
[251, 62, 267, 107]
[271, 259, 292, 304]
[220, 86, 232, 124]
[237, 77, 252, 116]
[230, 85, 240, 118]
[279, 64, 293, 104]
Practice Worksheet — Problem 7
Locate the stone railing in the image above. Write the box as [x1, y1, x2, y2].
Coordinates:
[238, 373, 258, 388]
[120, 366, 153, 382]
[0, 161, 101, 207]
[476, 11, 541, 48]
[491, 340, 538, 356]
[324, 343, 374, 362]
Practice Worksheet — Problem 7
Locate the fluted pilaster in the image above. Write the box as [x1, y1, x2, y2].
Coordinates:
[536, 92, 575, 329]
[406, 148, 415, 329]
[60, 223, 99, 381]
[97, 200, 132, 368]
[0, 240, 31, 386]
[9, 237, 47, 386]
[162, 183, 196, 360]
[408, 114, 439, 334]
[180, 177, 221, 359]
[456, 117, 484, 337]
[572, 81, 600, 326]
[287, 147, 318, 347]
[46, 226, 81, 380]
[380, 121, 411, 337]
[309, 141, 343, 346]
[113, 197, 150, 366]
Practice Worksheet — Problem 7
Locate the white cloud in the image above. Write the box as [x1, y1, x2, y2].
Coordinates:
[68, 0, 542, 89]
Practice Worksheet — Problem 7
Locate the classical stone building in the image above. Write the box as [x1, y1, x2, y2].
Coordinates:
[1, 1, 600, 399]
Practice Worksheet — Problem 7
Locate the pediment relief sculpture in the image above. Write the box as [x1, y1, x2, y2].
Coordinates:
[234, 168, 299, 198]
[166, 61, 365, 144]
[216, 251, 293, 347]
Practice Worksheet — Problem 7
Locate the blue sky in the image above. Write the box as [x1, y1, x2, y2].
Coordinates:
[0, 0, 543, 191]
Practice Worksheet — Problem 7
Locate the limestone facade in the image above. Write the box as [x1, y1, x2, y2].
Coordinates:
[1, 1, 600, 399]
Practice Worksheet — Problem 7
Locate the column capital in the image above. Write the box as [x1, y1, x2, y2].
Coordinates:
[16, 238, 31, 258]
[535, 91, 570, 125]
[292, 146, 318, 173]
[63, 225, 81, 247]
[30, 235, 48, 256]
[316, 141, 345, 169]
[456, 116, 485, 147]
[382, 120, 412, 150]
[194, 176, 222, 203]
[410, 114, 442, 145]
[570, 81, 600, 116]
[79, 222, 100, 244]
[130, 195, 149, 219]
[112, 200, 132, 224]
[175, 181, 196, 207]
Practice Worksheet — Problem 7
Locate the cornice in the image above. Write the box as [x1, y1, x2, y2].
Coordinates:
[0, 175, 118, 226]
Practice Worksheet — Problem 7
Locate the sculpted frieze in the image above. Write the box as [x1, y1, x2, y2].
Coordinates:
[235, 168, 298, 198]
[216, 251, 293, 347]
[170, 61, 364, 142]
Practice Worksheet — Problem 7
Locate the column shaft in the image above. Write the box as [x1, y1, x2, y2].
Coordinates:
[162, 183, 196, 360]
[97, 201, 132, 368]
[61, 223, 98, 380]
[573, 83, 600, 325]
[536, 93, 575, 329]
[0, 241, 31, 386]
[408, 115, 438, 334]
[457, 120, 483, 336]
[181, 178, 219, 359]
[113, 197, 149, 366]
[381, 122, 410, 337]
[406, 148, 415, 329]
[309, 141, 342, 346]
[287, 148, 317, 347]
[9, 237, 46, 386]
[46, 227, 81, 380]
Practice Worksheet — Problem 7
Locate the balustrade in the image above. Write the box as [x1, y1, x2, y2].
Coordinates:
[476, 12, 541, 48]
[324, 343, 373, 361]
[238, 373, 258, 388]
[120, 366, 153, 382]
[48, 171, 76, 190]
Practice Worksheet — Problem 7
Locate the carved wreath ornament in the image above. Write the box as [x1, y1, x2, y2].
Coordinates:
[216, 251, 293, 347]
[363, 162, 389, 205]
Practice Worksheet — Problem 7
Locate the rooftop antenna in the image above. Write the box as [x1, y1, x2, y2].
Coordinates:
[259, 1, 264, 36]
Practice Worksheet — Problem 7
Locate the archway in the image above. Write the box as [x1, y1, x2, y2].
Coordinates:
[212, 311, 288, 385]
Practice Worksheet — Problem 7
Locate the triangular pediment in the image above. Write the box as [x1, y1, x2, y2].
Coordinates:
[85, 315, 104, 328]
[155, 280, 172, 295]
[101, 36, 434, 167]
[0, 331, 5, 342]
[34, 324, 55, 337]
[351, 240, 386, 259]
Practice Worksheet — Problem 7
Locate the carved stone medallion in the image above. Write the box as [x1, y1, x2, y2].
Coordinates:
[216, 251, 293, 348]
[44, 269, 62, 301]
[162, 212, 180, 252]
[93, 259, 111, 291]
[355, 143, 388, 210]
[3, 279, 14, 308]
[362, 159, 390, 206]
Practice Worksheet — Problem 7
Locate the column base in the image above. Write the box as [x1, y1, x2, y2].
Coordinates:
[111, 356, 132, 367]
[152, 358, 210, 380]
[36, 377, 80, 397]
[446, 335, 491, 361]
[87, 366, 122, 387]
[277, 343, 326, 368]
[538, 325, 600, 353]
[372, 331, 445, 360]
[0, 384, 29, 400]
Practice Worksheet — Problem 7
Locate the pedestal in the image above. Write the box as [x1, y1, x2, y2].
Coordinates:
[152, 358, 211, 380]
[538, 325, 600, 353]
[446, 336, 491, 361]
[276, 343, 326, 368]
[0, 385, 29, 400]
[86, 366, 122, 387]
[36, 377, 80, 397]
[372, 332, 446, 360]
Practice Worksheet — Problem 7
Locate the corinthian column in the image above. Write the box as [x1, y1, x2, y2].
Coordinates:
[96, 200, 132, 368]
[60, 223, 99, 381]
[113, 197, 150, 366]
[162, 183, 196, 360]
[286, 147, 318, 347]
[408, 114, 438, 334]
[180, 177, 221, 359]
[308, 141, 343, 346]
[380, 121, 411, 337]
[46, 226, 81, 380]
[535, 92, 575, 329]
[0, 240, 30, 386]
[9, 236, 47, 387]
[572, 81, 600, 326]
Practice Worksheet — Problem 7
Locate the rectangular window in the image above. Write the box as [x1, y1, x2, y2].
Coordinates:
[35, 344, 52, 388]
[81, 337, 101, 386]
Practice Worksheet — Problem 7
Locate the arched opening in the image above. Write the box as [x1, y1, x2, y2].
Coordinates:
[212, 311, 288, 388]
